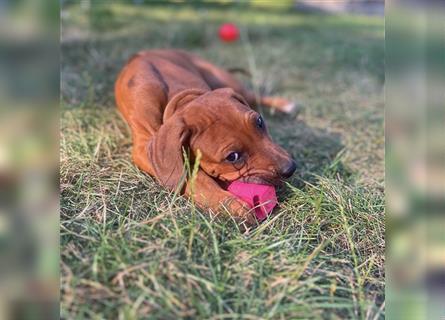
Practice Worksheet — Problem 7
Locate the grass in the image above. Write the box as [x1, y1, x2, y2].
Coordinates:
[61, 3, 384, 319]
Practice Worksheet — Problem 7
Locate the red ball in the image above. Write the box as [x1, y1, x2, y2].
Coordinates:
[218, 23, 239, 42]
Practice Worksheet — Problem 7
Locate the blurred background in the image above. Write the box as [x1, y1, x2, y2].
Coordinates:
[0, 0, 444, 319]
[386, 0, 445, 319]
[0, 0, 59, 319]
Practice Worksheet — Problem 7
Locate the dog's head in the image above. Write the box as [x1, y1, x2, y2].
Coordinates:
[148, 88, 296, 190]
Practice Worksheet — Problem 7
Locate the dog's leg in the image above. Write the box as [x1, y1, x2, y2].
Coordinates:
[237, 89, 297, 114]
[132, 133, 156, 176]
[184, 170, 256, 226]
[257, 95, 299, 114]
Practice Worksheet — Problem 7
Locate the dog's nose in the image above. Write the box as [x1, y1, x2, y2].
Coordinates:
[280, 160, 297, 179]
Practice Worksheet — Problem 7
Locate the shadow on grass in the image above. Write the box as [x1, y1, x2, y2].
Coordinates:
[265, 113, 347, 197]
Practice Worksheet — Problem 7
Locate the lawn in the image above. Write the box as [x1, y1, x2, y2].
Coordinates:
[60, 2, 384, 319]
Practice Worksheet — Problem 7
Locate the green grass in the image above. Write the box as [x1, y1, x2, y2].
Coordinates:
[61, 3, 384, 319]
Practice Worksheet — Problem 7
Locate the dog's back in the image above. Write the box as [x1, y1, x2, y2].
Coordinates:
[115, 50, 211, 129]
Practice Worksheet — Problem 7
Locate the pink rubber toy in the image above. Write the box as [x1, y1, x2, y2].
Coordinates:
[227, 181, 277, 221]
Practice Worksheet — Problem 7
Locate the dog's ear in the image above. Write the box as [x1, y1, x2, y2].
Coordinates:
[149, 88, 206, 190]
[163, 88, 206, 122]
[148, 114, 190, 190]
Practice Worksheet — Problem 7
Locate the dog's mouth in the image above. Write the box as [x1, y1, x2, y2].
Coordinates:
[238, 175, 280, 186]
[214, 174, 281, 191]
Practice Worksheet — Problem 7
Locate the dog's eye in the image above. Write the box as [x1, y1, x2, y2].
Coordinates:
[256, 115, 264, 129]
[226, 152, 241, 162]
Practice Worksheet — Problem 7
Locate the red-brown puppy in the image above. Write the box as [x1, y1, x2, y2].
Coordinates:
[115, 49, 296, 225]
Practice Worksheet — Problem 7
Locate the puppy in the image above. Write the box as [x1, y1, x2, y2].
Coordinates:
[115, 49, 296, 224]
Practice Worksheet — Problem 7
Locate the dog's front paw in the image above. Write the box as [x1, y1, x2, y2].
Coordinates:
[223, 196, 256, 226]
